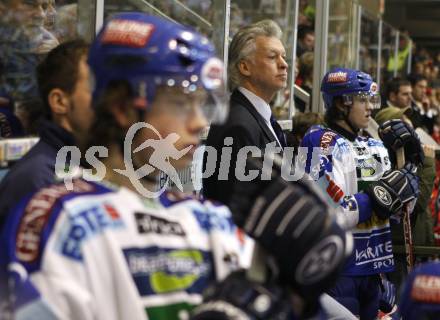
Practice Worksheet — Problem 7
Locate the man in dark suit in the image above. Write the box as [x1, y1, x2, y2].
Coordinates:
[203, 19, 288, 204]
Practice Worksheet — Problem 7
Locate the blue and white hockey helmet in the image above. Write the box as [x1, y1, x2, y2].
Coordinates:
[321, 67, 380, 110]
[399, 262, 440, 320]
[88, 12, 227, 123]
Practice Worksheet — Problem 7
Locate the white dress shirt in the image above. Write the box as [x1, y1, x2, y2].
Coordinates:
[238, 87, 282, 147]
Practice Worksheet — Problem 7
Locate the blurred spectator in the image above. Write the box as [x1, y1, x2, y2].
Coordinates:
[294, 51, 314, 112]
[410, 74, 438, 133]
[413, 61, 424, 76]
[44, 0, 57, 31]
[431, 66, 440, 88]
[0, 93, 24, 138]
[387, 35, 410, 77]
[296, 26, 314, 57]
[54, 3, 77, 42]
[375, 106, 413, 128]
[435, 52, 440, 67]
[328, 22, 346, 68]
[5, 0, 59, 54]
[359, 45, 374, 77]
[415, 48, 431, 63]
[298, 0, 315, 27]
[229, 3, 246, 38]
[286, 111, 323, 149]
[386, 77, 412, 109]
[0, 0, 59, 102]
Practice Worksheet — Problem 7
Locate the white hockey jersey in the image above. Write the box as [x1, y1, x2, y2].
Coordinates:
[300, 125, 394, 276]
[0, 179, 251, 320]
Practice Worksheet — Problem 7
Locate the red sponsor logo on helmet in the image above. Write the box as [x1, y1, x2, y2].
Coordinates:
[411, 275, 440, 303]
[327, 72, 348, 83]
[101, 20, 155, 47]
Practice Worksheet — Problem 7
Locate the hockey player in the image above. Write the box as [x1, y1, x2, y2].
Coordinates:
[300, 67, 421, 319]
[0, 13, 350, 320]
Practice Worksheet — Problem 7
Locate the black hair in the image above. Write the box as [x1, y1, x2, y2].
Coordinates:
[36, 39, 89, 119]
[298, 26, 314, 40]
[324, 97, 345, 126]
[408, 74, 427, 87]
[386, 77, 411, 98]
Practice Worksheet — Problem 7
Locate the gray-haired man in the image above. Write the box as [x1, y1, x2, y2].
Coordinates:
[203, 19, 288, 204]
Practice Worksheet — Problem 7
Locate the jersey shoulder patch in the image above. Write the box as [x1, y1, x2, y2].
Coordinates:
[8, 179, 112, 269]
[302, 125, 340, 152]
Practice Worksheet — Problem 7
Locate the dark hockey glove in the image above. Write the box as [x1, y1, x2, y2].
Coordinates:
[378, 119, 424, 167]
[379, 278, 397, 313]
[225, 155, 352, 302]
[366, 163, 419, 219]
[190, 270, 297, 320]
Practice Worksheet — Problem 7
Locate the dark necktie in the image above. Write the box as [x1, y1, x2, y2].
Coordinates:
[270, 115, 286, 148]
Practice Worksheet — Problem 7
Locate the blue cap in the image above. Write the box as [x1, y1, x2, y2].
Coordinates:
[321, 68, 378, 109]
[88, 12, 224, 110]
[399, 262, 440, 320]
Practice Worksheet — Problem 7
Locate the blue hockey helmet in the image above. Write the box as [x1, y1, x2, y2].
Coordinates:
[399, 262, 440, 320]
[321, 67, 380, 109]
[88, 12, 227, 123]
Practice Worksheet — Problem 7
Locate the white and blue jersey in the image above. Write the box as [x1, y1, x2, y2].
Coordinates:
[0, 179, 251, 320]
[300, 124, 393, 276]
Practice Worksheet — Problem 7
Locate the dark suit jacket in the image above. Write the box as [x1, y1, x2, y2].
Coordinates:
[202, 89, 281, 204]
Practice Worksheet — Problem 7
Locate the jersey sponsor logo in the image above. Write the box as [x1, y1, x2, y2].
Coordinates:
[367, 139, 384, 147]
[16, 179, 94, 262]
[320, 131, 337, 153]
[326, 71, 348, 83]
[101, 19, 155, 47]
[332, 138, 352, 161]
[357, 158, 378, 178]
[58, 203, 124, 260]
[123, 247, 214, 296]
[295, 235, 345, 285]
[411, 275, 440, 303]
[354, 240, 394, 269]
[373, 186, 392, 206]
[135, 212, 186, 236]
[373, 257, 394, 270]
[193, 209, 235, 233]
